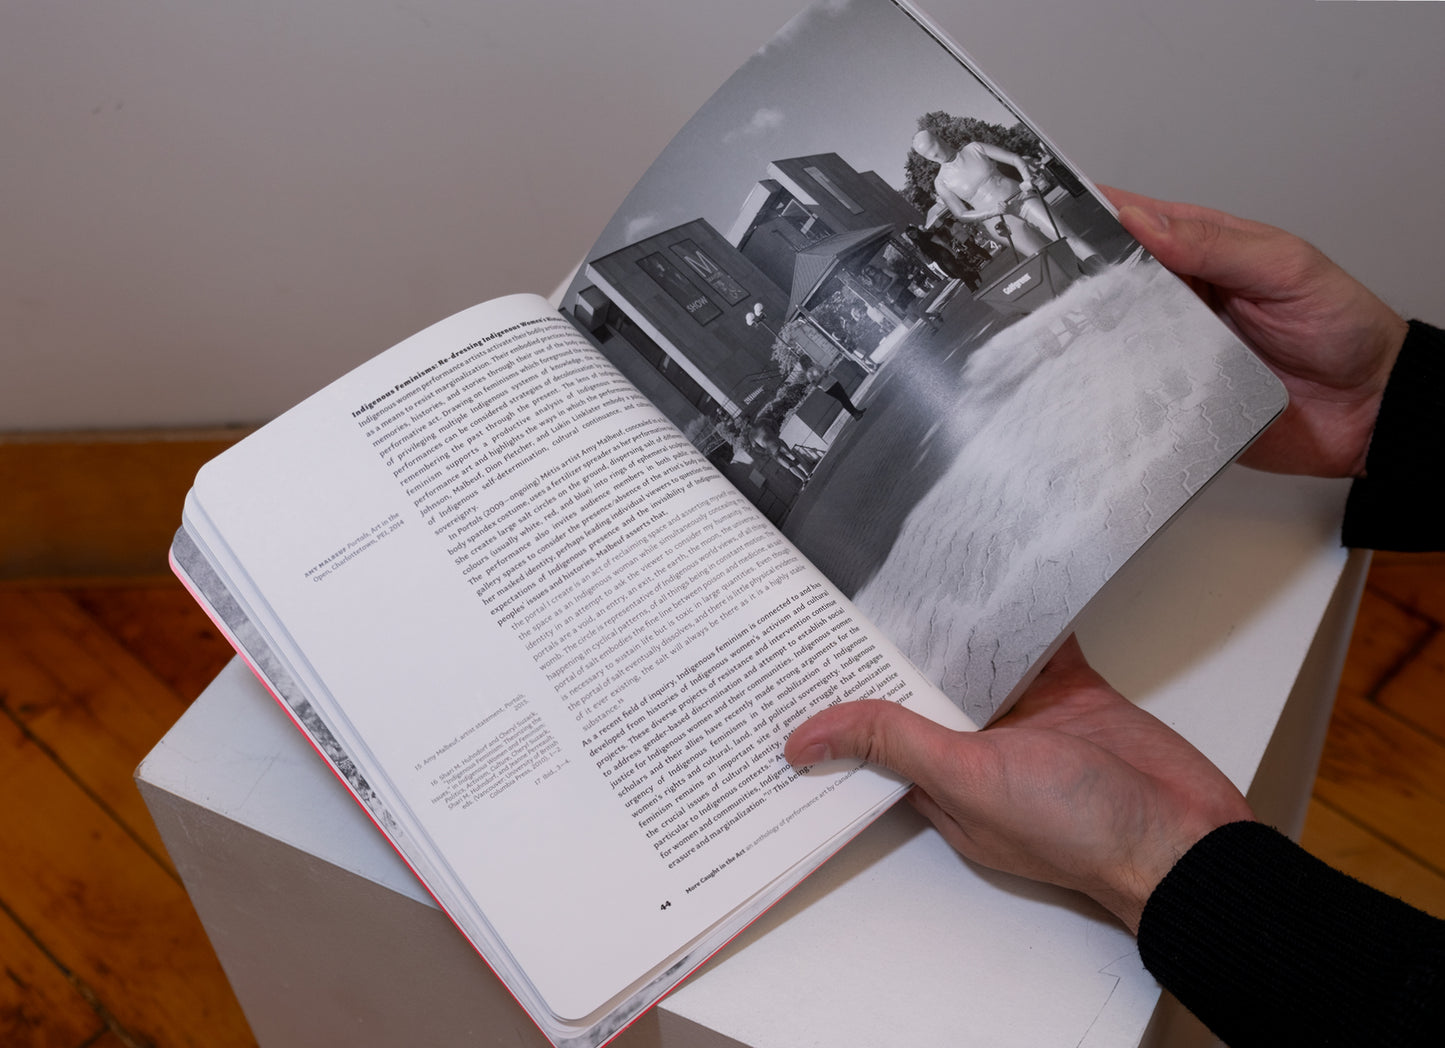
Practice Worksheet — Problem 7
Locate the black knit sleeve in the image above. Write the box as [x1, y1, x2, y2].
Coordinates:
[1342, 320, 1445, 551]
[1137, 821, 1445, 1046]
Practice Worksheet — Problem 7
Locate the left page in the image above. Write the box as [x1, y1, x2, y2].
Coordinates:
[181, 292, 970, 1046]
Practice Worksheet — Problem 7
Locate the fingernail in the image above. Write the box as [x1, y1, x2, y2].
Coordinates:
[789, 742, 831, 766]
[1119, 205, 1168, 238]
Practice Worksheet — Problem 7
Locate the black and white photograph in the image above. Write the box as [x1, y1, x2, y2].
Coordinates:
[563, 0, 1283, 722]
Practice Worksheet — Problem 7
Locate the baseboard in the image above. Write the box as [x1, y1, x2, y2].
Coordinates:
[1, 429, 251, 580]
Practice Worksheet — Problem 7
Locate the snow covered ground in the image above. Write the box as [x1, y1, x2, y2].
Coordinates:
[849, 259, 1283, 724]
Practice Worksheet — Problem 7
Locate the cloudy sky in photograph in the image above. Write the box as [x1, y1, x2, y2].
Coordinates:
[581, 0, 1025, 263]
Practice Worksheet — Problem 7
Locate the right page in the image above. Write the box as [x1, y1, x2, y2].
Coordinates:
[561, 0, 1285, 725]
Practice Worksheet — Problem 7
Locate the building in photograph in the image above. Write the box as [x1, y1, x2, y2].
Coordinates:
[726, 154, 923, 289]
[580, 218, 784, 422]
[728, 154, 951, 369]
[570, 154, 960, 521]
[574, 218, 812, 521]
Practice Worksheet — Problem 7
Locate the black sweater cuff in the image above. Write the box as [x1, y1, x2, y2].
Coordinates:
[1342, 320, 1445, 551]
[1137, 821, 1445, 1046]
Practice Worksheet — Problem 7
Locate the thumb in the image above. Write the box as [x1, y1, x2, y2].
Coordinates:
[784, 699, 964, 785]
[1115, 200, 1297, 298]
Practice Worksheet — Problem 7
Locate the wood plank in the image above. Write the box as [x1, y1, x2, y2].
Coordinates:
[0, 590, 191, 869]
[0, 712, 256, 1048]
[1365, 552, 1445, 625]
[0, 908, 105, 1048]
[1338, 585, 1433, 698]
[83, 1034, 137, 1048]
[67, 581, 236, 703]
[1299, 798, 1445, 919]
[1377, 626, 1445, 743]
[1314, 687, 1445, 873]
[0, 429, 246, 580]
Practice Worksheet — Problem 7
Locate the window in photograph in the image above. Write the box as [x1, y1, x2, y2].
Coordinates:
[670, 240, 748, 305]
[804, 165, 864, 215]
[637, 252, 721, 325]
[613, 312, 718, 415]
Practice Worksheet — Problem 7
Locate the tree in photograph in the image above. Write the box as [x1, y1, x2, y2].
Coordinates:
[753, 370, 812, 435]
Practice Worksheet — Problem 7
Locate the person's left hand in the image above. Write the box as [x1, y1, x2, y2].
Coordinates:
[1102, 187, 1408, 477]
[783, 637, 1253, 933]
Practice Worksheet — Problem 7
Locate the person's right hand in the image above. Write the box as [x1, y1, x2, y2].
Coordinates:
[784, 637, 1253, 934]
[1103, 188, 1409, 478]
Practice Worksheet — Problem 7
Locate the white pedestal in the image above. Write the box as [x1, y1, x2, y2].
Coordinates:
[138, 467, 1366, 1048]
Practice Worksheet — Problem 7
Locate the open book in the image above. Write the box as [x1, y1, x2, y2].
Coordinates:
[171, 2, 1286, 1044]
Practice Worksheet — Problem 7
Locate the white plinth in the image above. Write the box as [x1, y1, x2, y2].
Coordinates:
[138, 467, 1366, 1048]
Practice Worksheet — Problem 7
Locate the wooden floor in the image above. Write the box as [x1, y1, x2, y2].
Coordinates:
[3, 557, 1444, 1047]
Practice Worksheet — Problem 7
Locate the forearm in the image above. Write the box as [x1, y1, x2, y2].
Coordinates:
[933, 185, 987, 223]
[976, 140, 1028, 179]
[1138, 821, 1445, 1046]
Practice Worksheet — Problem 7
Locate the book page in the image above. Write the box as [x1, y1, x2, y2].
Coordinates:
[559, 0, 1285, 726]
[189, 293, 969, 1025]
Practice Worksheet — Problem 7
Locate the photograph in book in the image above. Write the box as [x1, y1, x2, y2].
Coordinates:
[561, 0, 1285, 725]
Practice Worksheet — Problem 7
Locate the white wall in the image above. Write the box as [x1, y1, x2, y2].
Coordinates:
[3, 0, 1441, 432]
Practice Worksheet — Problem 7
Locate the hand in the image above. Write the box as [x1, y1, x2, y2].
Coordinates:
[1102, 187, 1409, 477]
[783, 637, 1253, 933]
